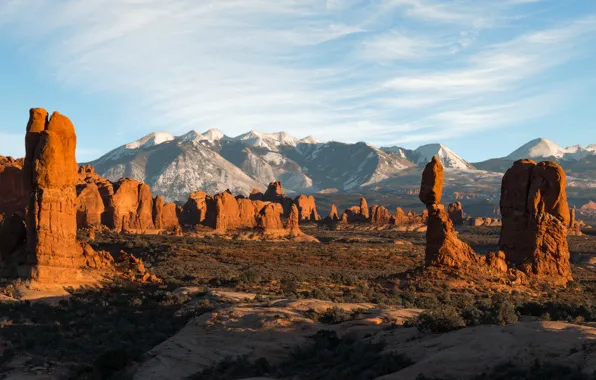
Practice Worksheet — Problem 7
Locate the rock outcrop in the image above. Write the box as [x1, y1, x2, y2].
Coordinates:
[103, 179, 155, 232]
[182, 191, 210, 226]
[328, 204, 339, 221]
[500, 160, 572, 284]
[75, 182, 105, 228]
[448, 202, 464, 226]
[263, 181, 283, 201]
[0, 156, 26, 217]
[294, 195, 320, 222]
[420, 157, 479, 267]
[21, 108, 111, 281]
[359, 197, 369, 219]
[370, 205, 392, 225]
[153, 196, 180, 230]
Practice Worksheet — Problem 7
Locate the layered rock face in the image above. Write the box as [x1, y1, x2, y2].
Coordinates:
[182, 191, 210, 226]
[359, 197, 369, 219]
[420, 157, 478, 267]
[448, 202, 464, 226]
[500, 160, 572, 284]
[22, 109, 111, 280]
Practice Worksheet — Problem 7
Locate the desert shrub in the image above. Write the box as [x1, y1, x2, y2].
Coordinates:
[414, 306, 466, 333]
[194, 330, 414, 380]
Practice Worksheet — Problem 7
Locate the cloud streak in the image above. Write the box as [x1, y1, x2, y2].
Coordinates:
[0, 0, 594, 155]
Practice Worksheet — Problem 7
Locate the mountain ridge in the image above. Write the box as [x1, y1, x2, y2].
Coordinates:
[88, 131, 596, 202]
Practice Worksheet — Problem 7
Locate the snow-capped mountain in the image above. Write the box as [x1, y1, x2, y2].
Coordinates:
[414, 144, 475, 170]
[87, 133, 596, 201]
[506, 138, 595, 161]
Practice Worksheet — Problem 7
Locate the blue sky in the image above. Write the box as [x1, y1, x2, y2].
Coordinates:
[0, 0, 595, 162]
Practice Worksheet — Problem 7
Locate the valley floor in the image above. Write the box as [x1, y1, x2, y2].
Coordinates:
[2, 226, 596, 379]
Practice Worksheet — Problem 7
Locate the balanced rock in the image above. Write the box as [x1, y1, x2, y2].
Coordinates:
[420, 157, 479, 267]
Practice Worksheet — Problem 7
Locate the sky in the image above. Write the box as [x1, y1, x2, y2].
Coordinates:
[0, 0, 595, 163]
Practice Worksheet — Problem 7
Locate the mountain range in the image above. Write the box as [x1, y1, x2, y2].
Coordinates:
[88, 132, 596, 202]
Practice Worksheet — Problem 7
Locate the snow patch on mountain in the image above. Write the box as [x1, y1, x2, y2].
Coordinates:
[507, 138, 595, 161]
[415, 144, 475, 170]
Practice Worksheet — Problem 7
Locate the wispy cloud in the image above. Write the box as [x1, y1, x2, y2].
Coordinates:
[0, 0, 594, 154]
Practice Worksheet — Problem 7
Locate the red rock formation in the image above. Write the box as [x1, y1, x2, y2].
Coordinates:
[182, 191, 210, 226]
[394, 208, 408, 224]
[153, 196, 179, 230]
[370, 205, 392, 225]
[499, 160, 572, 284]
[419, 156, 443, 206]
[420, 157, 479, 267]
[257, 203, 285, 232]
[264, 181, 283, 201]
[0, 156, 26, 216]
[328, 204, 339, 221]
[447, 202, 464, 226]
[580, 201, 596, 211]
[359, 197, 369, 219]
[22, 109, 111, 280]
[213, 190, 241, 232]
[249, 188, 264, 201]
[76, 182, 104, 228]
[286, 204, 301, 235]
[102, 179, 155, 232]
[294, 195, 320, 222]
[0, 214, 26, 262]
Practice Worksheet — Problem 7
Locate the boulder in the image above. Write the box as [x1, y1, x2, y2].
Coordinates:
[263, 181, 283, 201]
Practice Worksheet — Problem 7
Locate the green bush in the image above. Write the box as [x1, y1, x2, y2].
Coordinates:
[414, 306, 466, 333]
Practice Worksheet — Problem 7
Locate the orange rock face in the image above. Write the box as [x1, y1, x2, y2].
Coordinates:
[264, 181, 283, 201]
[257, 203, 285, 232]
[420, 157, 478, 268]
[328, 204, 339, 221]
[419, 156, 444, 206]
[447, 202, 464, 226]
[0, 156, 26, 216]
[102, 179, 155, 232]
[294, 195, 320, 222]
[76, 182, 105, 228]
[499, 160, 572, 284]
[22, 109, 111, 281]
[153, 196, 179, 230]
[182, 191, 210, 226]
[213, 191, 241, 232]
[359, 197, 369, 219]
[369, 205, 392, 225]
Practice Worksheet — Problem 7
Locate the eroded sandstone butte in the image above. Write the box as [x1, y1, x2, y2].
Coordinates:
[500, 160, 572, 284]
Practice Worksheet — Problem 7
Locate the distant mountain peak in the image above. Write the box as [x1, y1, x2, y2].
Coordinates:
[414, 143, 475, 170]
[506, 137, 591, 161]
[125, 132, 174, 150]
